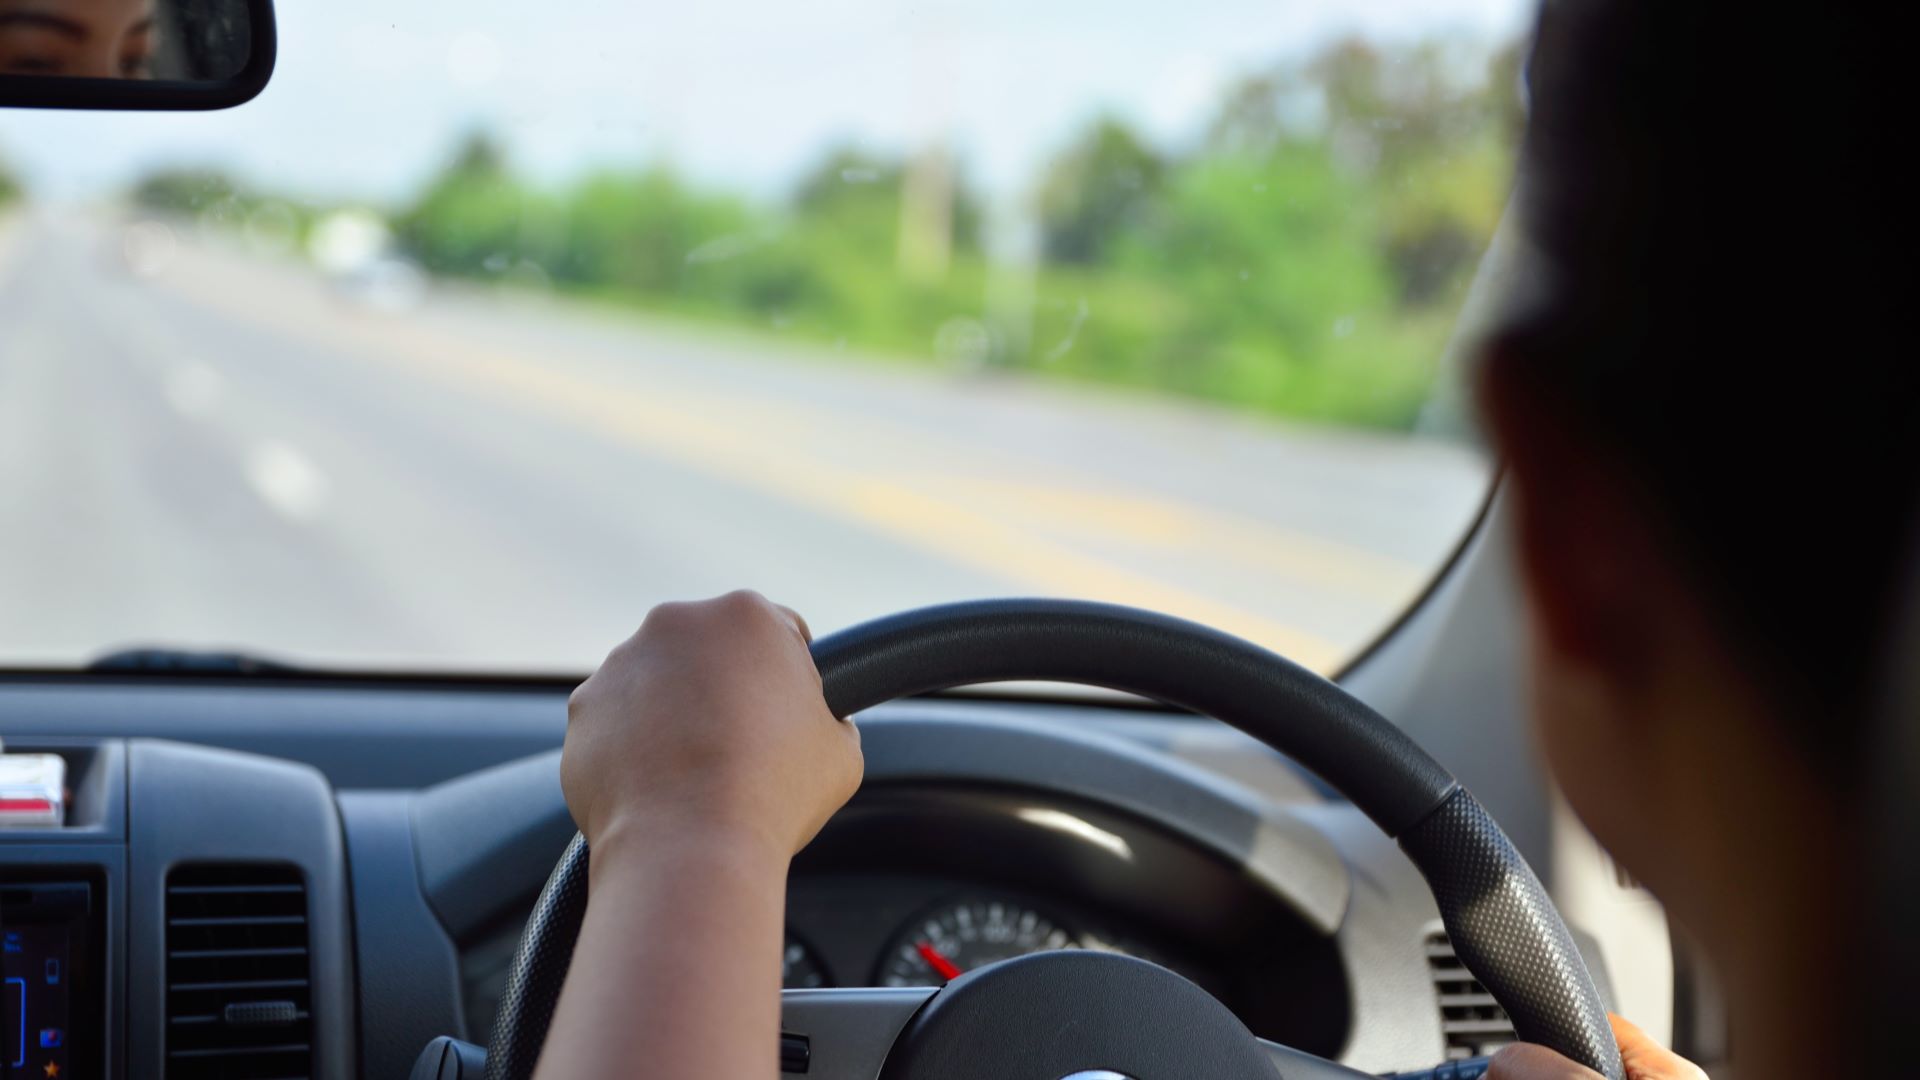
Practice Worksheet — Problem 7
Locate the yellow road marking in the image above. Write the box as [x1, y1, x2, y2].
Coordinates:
[838, 480, 1341, 660]
[926, 475, 1421, 604]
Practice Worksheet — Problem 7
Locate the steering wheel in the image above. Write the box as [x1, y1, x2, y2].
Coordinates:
[480, 600, 1624, 1080]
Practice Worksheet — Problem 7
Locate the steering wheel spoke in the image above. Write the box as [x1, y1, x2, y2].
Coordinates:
[779, 988, 935, 1077]
[1259, 1039, 1391, 1080]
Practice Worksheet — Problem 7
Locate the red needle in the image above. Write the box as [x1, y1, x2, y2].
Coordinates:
[915, 940, 963, 982]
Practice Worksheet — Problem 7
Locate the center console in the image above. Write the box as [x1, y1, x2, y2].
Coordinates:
[1, 742, 123, 1080]
[3, 877, 103, 1079]
[0, 738, 354, 1080]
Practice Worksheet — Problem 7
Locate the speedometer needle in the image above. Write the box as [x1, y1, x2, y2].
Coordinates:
[915, 940, 963, 982]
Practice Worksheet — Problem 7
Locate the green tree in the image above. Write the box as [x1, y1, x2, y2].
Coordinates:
[790, 146, 908, 259]
[791, 144, 982, 258]
[1310, 38, 1517, 307]
[397, 131, 558, 277]
[0, 149, 20, 206]
[1133, 149, 1408, 415]
[1205, 74, 1290, 158]
[1037, 117, 1165, 265]
[552, 167, 754, 295]
[131, 168, 239, 214]
[794, 147, 899, 212]
[224, 33, 1523, 434]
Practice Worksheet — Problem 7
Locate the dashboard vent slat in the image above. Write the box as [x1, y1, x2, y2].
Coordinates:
[1424, 929, 1518, 1059]
[165, 865, 315, 1080]
[171, 946, 309, 960]
[169, 915, 307, 927]
[168, 884, 305, 896]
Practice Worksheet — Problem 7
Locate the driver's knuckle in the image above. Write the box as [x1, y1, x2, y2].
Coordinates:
[716, 588, 768, 616]
[643, 600, 700, 634]
[566, 681, 594, 719]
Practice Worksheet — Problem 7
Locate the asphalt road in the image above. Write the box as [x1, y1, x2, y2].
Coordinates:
[0, 209, 1488, 674]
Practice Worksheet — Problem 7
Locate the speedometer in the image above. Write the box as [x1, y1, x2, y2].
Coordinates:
[783, 933, 830, 989]
[876, 897, 1077, 987]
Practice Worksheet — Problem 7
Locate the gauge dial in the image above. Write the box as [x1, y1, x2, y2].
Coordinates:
[783, 934, 830, 989]
[877, 897, 1076, 987]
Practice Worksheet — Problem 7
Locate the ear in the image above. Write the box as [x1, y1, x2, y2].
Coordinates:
[1475, 343, 1669, 688]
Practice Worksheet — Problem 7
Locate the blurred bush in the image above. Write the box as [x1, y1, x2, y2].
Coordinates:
[0, 151, 20, 207]
[132, 168, 243, 214]
[135, 35, 1521, 432]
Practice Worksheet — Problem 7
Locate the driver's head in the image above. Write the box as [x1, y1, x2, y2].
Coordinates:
[1476, 0, 1908, 972]
[0, 0, 155, 78]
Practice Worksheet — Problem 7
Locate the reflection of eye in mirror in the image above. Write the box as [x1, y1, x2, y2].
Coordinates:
[0, 0, 250, 82]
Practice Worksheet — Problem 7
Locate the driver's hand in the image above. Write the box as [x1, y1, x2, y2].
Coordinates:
[562, 590, 863, 864]
[1488, 1015, 1707, 1080]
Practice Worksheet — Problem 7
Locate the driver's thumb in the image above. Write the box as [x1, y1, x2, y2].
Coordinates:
[1486, 1015, 1709, 1080]
[1609, 1014, 1710, 1080]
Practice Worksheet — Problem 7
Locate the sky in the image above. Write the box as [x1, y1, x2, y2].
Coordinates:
[0, 0, 1530, 205]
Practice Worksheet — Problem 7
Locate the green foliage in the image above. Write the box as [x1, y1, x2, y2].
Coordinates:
[160, 35, 1520, 431]
[0, 147, 19, 206]
[125, 167, 323, 262]
[795, 146, 984, 256]
[394, 132, 549, 277]
[1038, 117, 1165, 265]
[556, 170, 753, 294]
[131, 168, 241, 214]
[791, 146, 906, 254]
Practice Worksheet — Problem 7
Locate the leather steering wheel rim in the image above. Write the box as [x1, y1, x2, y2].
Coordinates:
[484, 599, 1624, 1080]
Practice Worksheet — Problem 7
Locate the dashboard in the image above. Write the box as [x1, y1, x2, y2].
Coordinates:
[0, 677, 1560, 1079]
[461, 786, 1352, 1054]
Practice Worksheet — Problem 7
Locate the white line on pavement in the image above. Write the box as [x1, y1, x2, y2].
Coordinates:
[163, 361, 225, 419]
[245, 440, 329, 521]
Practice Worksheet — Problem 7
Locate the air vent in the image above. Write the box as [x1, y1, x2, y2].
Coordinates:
[1425, 929, 1516, 1060]
[165, 864, 313, 1079]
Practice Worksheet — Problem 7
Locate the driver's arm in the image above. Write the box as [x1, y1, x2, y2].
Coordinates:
[1489, 1015, 1707, 1080]
[533, 591, 863, 1080]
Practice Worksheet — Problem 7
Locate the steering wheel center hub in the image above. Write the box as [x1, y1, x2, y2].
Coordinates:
[877, 951, 1274, 1080]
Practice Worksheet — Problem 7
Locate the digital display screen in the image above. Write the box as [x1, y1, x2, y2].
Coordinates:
[0, 882, 91, 1080]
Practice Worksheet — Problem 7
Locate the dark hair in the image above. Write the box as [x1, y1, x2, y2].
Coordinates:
[1501, 0, 1912, 759]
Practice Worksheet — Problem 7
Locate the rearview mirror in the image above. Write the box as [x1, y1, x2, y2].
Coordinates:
[0, 0, 273, 110]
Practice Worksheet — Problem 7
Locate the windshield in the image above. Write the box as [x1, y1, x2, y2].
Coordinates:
[0, 0, 1515, 674]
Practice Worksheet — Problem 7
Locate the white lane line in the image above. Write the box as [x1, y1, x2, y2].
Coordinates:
[245, 440, 329, 521]
[162, 361, 226, 419]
